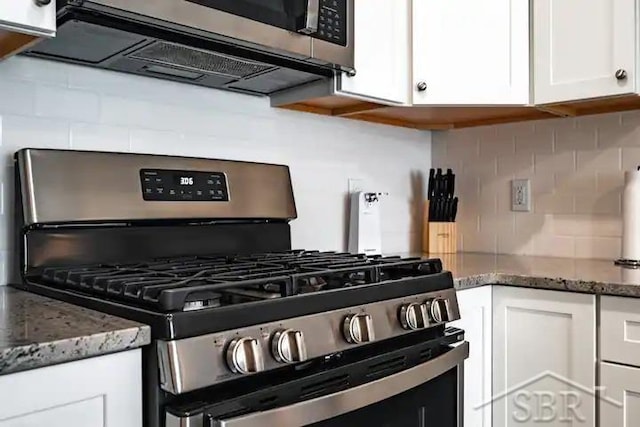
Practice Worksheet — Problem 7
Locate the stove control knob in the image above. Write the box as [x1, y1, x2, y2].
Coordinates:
[343, 313, 375, 344]
[226, 337, 264, 375]
[399, 303, 428, 330]
[272, 329, 308, 364]
[426, 297, 449, 323]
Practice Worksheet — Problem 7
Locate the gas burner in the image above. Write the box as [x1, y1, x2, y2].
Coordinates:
[36, 252, 443, 313]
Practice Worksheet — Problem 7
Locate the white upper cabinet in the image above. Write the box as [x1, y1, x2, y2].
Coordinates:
[412, 0, 529, 105]
[335, 0, 411, 105]
[533, 0, 636, 104]
[0, 0, 56, 37]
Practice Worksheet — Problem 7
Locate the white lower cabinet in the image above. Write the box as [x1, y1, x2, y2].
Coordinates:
[450, 287, 640, 427]
[601, 295, 640, 367]
[450, 286, 493, 427]
[599, 296, 640, 427]
[600, 362, 640, 426]
[493, 286, 596, 427]
[0, 350, 142, 427]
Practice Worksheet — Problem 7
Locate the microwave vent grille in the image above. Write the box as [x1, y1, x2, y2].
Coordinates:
[129, 41, 274, 78]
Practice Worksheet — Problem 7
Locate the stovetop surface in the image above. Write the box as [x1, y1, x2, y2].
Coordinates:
[24, 250, 452, 339]
[33, 251, 443, 312]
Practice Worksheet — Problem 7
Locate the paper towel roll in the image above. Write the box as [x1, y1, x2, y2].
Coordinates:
[622, 266, 640, 283]
[622, 170, 640, 262]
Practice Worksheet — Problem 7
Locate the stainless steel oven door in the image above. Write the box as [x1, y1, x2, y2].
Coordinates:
[84, 0, 354, 71]
[166, 341, 468, 427]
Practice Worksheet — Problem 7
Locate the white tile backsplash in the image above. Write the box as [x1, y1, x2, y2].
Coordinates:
[0, 79, 35, 116]
[35, 85, 101, 121]
[0, 56, 432, 285]
[432, 110, 640, 259]
[69, 123, 131, 151]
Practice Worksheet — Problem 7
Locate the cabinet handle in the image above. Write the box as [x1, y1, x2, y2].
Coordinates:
[616, 69, 628, 81]
[34, 0, 52, 5]
[416, 81, 427, 92]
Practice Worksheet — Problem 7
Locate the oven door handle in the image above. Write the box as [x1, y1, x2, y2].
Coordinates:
[213, 342, 469, 427]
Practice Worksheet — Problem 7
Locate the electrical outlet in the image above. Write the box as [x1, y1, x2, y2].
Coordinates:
[511, 179, 531, 212]
[348, 178, 364, 193]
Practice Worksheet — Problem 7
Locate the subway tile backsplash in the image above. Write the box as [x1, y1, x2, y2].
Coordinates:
[0, 56, 431, 285]
[6, 55, 634, 274]
[433, 112, 640, 259]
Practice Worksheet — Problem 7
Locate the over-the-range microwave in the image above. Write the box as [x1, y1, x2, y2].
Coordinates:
[24, 0, 354, 95]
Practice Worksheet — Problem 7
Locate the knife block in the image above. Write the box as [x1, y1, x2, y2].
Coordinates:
[422, 201, 457, 254]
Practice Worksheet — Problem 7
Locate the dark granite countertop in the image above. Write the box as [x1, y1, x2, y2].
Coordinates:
[424, 253, 640, 297]
[0, 287, 151, 375]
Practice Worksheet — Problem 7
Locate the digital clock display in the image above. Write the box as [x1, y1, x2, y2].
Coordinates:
[140, 169, 229, 202]
[177, 176, 195, 186]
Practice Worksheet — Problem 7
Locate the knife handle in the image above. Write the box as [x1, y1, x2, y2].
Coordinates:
[428, 168, 435, 200]
[451, 197, 459, 222]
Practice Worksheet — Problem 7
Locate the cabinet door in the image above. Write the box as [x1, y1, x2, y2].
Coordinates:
[601, 296, 640, 367]
[533, 0, 635, 104]
[600, 362, 640, 426]
[0, 350, 142, 427]
[449, 286, 493, 427]
[412, 0, 529, 105]
[335, 0, 410, 105]
[493, 287, 596, 427]
[0, 0, 56, 37]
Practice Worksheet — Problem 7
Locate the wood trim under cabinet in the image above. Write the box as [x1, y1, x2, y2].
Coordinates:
[332, 102, 387, 117]
[276, 93, 640, 130]
[536, 105, 578, 117]
[0, 30, 40, 60]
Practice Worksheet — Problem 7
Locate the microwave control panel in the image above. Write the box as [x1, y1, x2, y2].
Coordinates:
[140, 169, 229, 202]
[317, 0, 348, 46]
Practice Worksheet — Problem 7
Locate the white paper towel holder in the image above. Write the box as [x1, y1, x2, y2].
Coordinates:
[616, 167, 640, 268]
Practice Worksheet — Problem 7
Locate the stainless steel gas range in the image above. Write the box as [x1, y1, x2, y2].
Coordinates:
[12, 149, 468, 427]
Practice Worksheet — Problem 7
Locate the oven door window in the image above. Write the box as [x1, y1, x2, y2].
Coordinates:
[166, 339, 467, 427]
[186, 0, 308, 32]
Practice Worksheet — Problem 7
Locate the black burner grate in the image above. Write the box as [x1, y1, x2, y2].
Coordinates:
[35, 251, 443, 313]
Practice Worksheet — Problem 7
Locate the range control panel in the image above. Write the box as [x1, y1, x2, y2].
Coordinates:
[316, 0, 348, 46]
[140, 169, 229, 202]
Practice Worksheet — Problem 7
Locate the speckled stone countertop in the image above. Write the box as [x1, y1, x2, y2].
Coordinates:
[0, 287, 151, 376]
[423, 252, 640, 296]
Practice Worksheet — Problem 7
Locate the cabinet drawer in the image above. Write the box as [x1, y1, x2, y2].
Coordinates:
[600, 362, 640, 426]
[601, 296, 640, 367]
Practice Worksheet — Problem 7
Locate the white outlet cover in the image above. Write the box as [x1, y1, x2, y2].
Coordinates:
[511, 179, 531, 212]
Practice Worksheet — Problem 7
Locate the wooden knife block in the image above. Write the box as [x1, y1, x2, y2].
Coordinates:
[422, 201, 458, 254]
